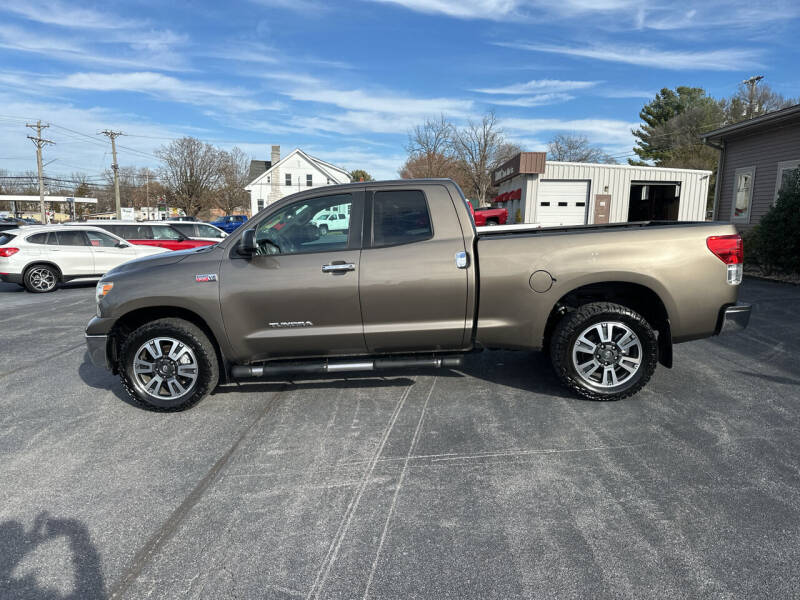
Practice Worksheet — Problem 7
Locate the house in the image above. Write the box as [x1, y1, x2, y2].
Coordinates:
[703, 103, 800, 228]
[490, 152, 710, 226]
[244, 145, 352, 215]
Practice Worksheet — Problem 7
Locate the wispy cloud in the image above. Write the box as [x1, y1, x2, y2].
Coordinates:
[0, 1, 143, 30]
[486, 93, 576, 107]
[472, 79, 598, 95]
[47, 72, 283, 113]
[499, 117, 640, 146]
[496, 41, 763, 71]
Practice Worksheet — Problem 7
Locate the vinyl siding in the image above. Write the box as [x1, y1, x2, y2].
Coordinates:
[716, 120, 800, 227]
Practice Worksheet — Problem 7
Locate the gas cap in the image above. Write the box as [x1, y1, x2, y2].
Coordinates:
[529, 270, 554, 293]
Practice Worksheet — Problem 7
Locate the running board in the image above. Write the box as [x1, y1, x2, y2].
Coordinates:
[231, 355, 463, 379]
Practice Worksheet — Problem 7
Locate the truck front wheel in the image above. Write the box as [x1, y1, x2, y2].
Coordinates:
[119, 318, 219, 411]
[550, 302, 658, 401]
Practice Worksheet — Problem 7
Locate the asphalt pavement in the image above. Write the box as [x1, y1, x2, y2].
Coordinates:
[0, 277, 798, 599]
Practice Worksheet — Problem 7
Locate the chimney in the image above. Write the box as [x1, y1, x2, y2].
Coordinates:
[271, 145, 280, 165]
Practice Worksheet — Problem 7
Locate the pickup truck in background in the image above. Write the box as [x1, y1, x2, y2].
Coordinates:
[86, 179, 751, 411]
[470, 204, 508, 226]
[209, 214, 248, 234]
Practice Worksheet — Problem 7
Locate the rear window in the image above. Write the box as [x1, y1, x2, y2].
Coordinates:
[0, 233, 16, 245]
[372, 190, 433, 247]
[27, 233, 49, 245]
[171, 223, 195, 237]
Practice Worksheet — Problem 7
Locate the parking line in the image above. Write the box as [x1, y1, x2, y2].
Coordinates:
[106, 388, 285, 600]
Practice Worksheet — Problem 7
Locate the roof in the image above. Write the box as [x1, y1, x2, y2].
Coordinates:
[546, 160, 712, 175]
[248, 159, 271, 181]
[245, 148, 352, 189]
[9, 224, 111, 233]
[702, 103, 800, 142]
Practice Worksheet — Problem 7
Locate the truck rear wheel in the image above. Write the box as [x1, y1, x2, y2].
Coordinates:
[119, 318, 219, 411]
[550, 302, 658, 401]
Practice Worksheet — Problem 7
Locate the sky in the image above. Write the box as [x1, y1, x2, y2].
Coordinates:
[0, 0, 798, 182]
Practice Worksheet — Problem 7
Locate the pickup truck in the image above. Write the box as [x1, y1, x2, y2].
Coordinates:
[209, 214, 248, 234]
[85, 179, 751, 411]
[470, 205, 508, 226]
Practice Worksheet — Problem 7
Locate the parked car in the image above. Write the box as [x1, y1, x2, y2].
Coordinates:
[310, 210, 348, 235]
[0, 218, 24, 232]
[165, 220, 228, 242]
[471, 205, 508, 226]
[169, 216, 198, 222]
[209, 215, 248, 234]
[76, 221, 217, 251]
[0, 225, 167, 293]
[86, 179, 751, 411]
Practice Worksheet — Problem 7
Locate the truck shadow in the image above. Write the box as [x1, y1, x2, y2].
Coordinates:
[0, 512, 106, 600]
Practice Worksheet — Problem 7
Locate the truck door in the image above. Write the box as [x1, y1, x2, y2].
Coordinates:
[359, 185, 470, 353]
[220, 191, 366, 362]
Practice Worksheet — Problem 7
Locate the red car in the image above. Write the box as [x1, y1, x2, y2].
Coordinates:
[84, 221, 217, 251]
[468, 204, 508, 226]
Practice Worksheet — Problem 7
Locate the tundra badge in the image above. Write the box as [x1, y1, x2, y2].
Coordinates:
[195, 274, 218, 282]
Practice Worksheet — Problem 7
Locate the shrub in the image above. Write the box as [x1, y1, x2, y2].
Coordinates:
[750, 169, 800, 274]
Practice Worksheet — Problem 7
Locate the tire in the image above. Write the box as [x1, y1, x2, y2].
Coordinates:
[24, 264, 59, 293]
[119, 318, 219, 411]
[486, 219, 499, 226]
[319, 224, 328, 236]
[550, 302, 658, 401]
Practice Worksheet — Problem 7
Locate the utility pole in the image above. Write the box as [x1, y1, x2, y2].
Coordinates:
[26, 120, 54, 224]
[100, 130, 124, 219]
[742, 75, 764, 120]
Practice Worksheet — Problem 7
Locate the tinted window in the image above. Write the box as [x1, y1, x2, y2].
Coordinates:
[171, 223, 196, 237]
[254, 193, 353, 256]
[86, 230, 121, 247]
[197, 224, 224, 238]
[0, 233, 16, 245]
[115, 225, 153, 240]
[27, 233, 48, 245]
[372, 190, 432, 247]
[152, 226, 183, 240]
[56, 230, 89, 246]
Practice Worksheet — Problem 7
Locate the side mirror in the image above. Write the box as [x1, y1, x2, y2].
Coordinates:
[239, 229, 257, 255]
[116, 242, 129, 248]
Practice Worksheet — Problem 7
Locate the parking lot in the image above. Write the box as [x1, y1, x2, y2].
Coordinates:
[1, 277, 799, 599]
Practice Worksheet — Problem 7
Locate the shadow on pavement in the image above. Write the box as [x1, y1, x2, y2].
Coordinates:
[0, 512, 106, 600]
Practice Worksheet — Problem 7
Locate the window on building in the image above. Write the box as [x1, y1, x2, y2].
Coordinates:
[257, 199, 264, 212]
[285, 173, 292, 186]
[372, 190, 432, 247]
[732, 167, 755, 222]
[775, 160, 800, 203]
[307, 174, 313, 186]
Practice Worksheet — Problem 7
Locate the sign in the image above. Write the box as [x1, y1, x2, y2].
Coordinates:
[491, 152, 547, 185]
[120, 207, 135, 221]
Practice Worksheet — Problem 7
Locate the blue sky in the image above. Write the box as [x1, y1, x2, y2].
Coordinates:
[0, 0, 798, 181]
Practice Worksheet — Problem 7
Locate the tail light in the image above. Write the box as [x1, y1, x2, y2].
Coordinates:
[707, 234, 743, 285]
[0, 248, 19, 257]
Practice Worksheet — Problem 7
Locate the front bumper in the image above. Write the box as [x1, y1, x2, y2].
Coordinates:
[85, 334, 111, 370]
[717, 303, 752, 334]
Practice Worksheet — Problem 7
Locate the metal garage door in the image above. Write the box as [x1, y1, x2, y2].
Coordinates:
[536, 180, 589, 226]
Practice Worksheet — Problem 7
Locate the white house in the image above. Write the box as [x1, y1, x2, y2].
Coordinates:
[245, 146, 352, 215]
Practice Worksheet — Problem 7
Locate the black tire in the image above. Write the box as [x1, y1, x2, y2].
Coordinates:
[486, 219, 499, 226]
[550, 302, 658, 401]
[118, 318, 219, 411]
[319, 224, 328, 236]
[23, 263, 59, 293]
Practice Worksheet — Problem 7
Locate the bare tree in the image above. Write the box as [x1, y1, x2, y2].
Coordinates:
[452, 112, 510, 204]
[215, 147, 250, 215]
[156, 137, 222, 216]
[547, 133, 616, 164]
[406, 114, 455, 178]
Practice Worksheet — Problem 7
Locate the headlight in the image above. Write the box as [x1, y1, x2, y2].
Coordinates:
[96, 281, 113, 302]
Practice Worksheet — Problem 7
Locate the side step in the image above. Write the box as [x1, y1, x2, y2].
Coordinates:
[231, 355, 463, 379]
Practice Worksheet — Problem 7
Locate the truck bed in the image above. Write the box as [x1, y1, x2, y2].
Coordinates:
[476, 220, 711, 238]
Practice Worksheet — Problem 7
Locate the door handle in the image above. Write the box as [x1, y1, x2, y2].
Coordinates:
[322, 262, 355, 273]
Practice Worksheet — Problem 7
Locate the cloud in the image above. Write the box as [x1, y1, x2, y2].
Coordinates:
[485, 93, 576, 107]
[0, 1, 143, 30]
[46, 72, 283, 114]
[496, 41, 762, 71]
[472, 79, 598, 95]
[499, 117, 640, 146]
[284, 87, 473, 117]
[369, 0, 524, 20]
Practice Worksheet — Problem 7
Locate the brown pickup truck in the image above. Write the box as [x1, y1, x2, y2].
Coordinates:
[86, 179, 750, 411]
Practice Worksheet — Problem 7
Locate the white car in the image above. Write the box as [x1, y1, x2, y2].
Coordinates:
[0, 225, 168, 293]
[311, 211, 349, 235]
[165, 220, 228, 242]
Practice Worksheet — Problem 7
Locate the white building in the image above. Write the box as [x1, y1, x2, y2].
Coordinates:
[491, 152, 711, 226]
[245, 146, 352, 215]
